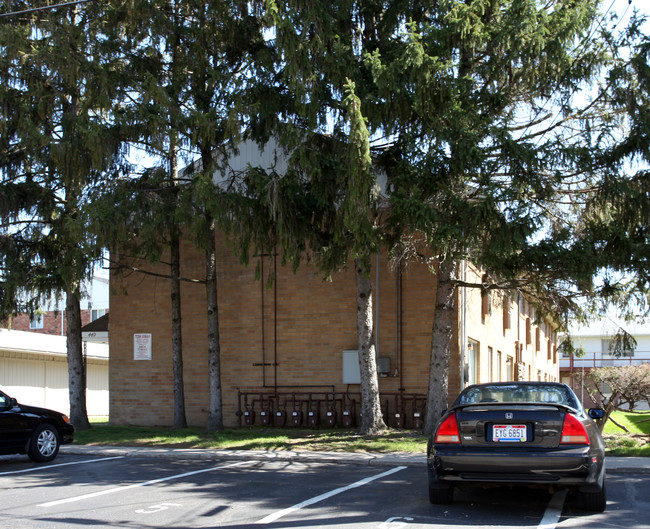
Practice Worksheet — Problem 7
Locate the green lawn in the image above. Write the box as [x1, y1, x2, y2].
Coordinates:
[75, 410, 650, 456]
[76, 424, 428, 453]
[602, 410, 650, 456]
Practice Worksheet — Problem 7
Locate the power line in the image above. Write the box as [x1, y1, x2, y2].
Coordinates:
[0, 0, 93, 19]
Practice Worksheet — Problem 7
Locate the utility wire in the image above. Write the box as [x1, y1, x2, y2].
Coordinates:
[0, 0, 93, 19]
[513, 0, 635, 156]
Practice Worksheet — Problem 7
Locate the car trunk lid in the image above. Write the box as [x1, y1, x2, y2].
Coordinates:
[455, 405, 566, 448]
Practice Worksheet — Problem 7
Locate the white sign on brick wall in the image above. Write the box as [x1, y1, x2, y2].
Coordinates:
[134, 333, 152, 361]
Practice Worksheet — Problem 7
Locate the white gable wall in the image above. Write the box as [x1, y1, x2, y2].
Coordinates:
[0, 329, 108, 417]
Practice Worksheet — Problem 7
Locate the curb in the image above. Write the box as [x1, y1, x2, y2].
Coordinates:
[62, 445, 650, 473]
[62, 445, 426, 467]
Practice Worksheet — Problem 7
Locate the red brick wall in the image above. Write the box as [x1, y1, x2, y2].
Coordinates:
[10, 310, 93, 336]
[109, 233, 462, 427]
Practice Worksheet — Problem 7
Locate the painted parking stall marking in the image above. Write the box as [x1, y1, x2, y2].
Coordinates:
[537, 489, 568, 529]
[255, 466, 407, 525]
[135, 502, 182, 514]
[37, 460, 249, 507]
[0, 456, 125, 476]
[379, 516, 414, 528]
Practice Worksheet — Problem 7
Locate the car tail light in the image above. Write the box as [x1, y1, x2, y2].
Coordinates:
[560, 413, 590, 444]
[435, 413, 461, 444]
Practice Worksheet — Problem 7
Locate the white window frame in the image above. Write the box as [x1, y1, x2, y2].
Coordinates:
[29, 313, 44, 329]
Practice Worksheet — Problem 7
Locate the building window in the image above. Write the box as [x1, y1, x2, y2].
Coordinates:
[503, 297, 511, 334]
[29, 313, 43, 329]
[467, 339, 480, 386]
[481, 274, 491, 324]
[91, 309, 106, 322]
[602, 338, 634, 358]
[526, 317, 531, 346]
[487, 347, 494, 382]
[496, 350, 502, 381]
[536, 328, 541, 352]
[505, 355, 514, 381]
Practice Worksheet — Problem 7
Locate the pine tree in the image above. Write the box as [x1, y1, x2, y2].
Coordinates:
[368, 0, 649, 432]
[0, 0, 124, 429]
[95, 0, 269, 430]
[241, 1, 392, 434]
[253, 0, 650, 435]
[180, 0, 268, 431]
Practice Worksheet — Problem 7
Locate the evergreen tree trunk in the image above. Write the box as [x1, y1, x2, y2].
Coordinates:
[355, 256, 386, 435]
[205, 218, 223, 431]
[169, 131, 186, 429]
[66, 289, 89, 430]
[424, 258, 458, 435]
[170, 223, 186, 428]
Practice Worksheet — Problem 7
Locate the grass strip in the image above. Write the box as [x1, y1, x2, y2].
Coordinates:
[75, 411, 650, 457]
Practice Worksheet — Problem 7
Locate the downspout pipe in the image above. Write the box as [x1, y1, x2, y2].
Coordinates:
[375, 252, 380, 360]
[261, 256, 266, 387]
[460, 260, 468, 388]
[396, 259, 402, 385]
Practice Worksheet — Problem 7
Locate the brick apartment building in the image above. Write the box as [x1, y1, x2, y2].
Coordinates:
[108, 140, 558, 428]
[8, 276, 109, 336]
[108, 234, 559, 429]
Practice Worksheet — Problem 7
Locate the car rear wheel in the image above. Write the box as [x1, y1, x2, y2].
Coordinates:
[576, 483, 607, 512]
[28, 423, 60, 462]
[429, 484, 454, 505]
[427, 465, 454, 505]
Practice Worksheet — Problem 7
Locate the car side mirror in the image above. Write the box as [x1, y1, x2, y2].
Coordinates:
[588, 408, 604, 420]
[0, 398, 15, 409]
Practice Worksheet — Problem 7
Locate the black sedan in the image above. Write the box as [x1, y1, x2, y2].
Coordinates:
[0, 390, 74, 462]
[427, 381, 606, 511]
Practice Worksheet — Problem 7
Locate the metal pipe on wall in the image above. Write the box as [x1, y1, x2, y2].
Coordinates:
[274, 249, 278, 394]
[395, 259, 399, 379]
[375, 252, 380, 359]
[261, 255, 266, 387]
[460, 260, 468, 388]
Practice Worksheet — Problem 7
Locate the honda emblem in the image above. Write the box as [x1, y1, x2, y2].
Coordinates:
[505, 413, 513, 419]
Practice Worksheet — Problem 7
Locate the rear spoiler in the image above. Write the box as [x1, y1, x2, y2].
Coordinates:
[450, 402, 580, 414]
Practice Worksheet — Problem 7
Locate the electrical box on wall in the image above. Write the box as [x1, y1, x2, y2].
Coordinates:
[342, 350, 360, 384]
[342, 350, 391, 383]
[377, 356, 390, 374]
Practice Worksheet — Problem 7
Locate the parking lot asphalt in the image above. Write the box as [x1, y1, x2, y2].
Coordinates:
[61, 444, 650, 473]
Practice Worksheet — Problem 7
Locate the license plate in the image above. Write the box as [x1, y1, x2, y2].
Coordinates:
[493, 424, 527, 442]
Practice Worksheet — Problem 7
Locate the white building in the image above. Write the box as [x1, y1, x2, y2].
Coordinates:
[560, 317, 650, 409]
[560, 318, 650, 371]
[0, 327, 109, 417]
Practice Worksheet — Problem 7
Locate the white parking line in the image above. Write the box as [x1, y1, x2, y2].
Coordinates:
[255, 466, 407, 525]
[37, 460, 249, 508]
[537, 489, 568, 529]
[0, 456, 125, 476]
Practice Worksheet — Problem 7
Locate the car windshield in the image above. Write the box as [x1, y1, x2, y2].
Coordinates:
[457, 384, 578, 408]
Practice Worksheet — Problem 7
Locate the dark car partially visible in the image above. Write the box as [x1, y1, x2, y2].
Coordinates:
[427, 381, 606, 512]
[0, 389, 74, 462]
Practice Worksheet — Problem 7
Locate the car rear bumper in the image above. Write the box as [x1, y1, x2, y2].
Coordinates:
[429, 446, 604, 488]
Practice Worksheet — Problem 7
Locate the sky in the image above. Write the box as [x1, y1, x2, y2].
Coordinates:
[612, 0, 649, 29]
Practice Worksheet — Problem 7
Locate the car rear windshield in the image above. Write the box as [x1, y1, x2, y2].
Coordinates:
[458, 384, 577, 408]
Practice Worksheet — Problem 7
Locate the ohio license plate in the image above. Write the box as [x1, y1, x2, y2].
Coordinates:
[493, 424, 527, 442]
